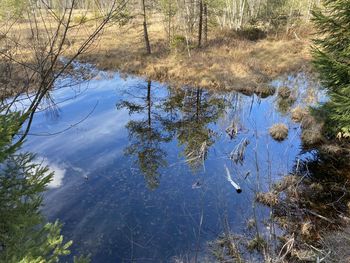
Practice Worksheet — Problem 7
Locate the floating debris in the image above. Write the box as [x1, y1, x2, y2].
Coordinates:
[230, 138, 250, 164]
[224, 165, 242, 193]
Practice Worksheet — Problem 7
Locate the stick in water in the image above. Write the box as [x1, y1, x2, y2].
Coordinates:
[224, 164, 242, 193]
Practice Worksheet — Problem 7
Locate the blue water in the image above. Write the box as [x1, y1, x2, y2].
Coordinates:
[22, 68, 322, 262]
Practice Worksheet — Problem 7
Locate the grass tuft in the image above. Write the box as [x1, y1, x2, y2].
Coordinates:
[278, 86, 292, 99]
[291, 106, 308, 123]
[269, 123, 289, 141]
[256, 191, 279, 206]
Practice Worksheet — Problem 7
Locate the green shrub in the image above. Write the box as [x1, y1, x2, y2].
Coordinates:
[171, 34, 188, 52]
[0, 112, 89, 262]
[312, 0, 350, 138]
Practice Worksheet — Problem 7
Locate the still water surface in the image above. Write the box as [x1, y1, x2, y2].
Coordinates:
[23, 67, 322, 262]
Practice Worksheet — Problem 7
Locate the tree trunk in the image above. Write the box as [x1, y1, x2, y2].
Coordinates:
[239, 0, 246, 30]
[203, 3, 208, 45]
[141, 0, 151, 54]
[198, 0, 203, 48]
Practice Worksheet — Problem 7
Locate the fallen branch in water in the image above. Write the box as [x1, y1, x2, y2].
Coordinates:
[304, 209, 335, 224]
[225, 164, 242, 193]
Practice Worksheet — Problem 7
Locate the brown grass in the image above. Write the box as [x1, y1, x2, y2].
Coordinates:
[72, 17, 312, 91]
[300, 113, 324, 146]
[256, 191, 279, 206]
[321, 227, 350, 263]
[291, 106, 308, 123]
[1, 14, 313, 96]
[269, 123, 289, 141]
[278, 86, 292, 99]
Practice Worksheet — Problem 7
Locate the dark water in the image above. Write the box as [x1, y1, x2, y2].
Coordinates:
[23, 68, 322, 262]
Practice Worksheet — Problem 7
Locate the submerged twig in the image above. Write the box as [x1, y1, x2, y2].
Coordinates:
[230, 138, 249, 164]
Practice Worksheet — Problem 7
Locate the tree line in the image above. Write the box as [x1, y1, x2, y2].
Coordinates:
[1, 0, 321, 52]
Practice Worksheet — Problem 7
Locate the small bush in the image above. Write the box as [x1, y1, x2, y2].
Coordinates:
[237, 26, 267, 41]
[171, 35, 188, 52]
[269, 123, 289, 141]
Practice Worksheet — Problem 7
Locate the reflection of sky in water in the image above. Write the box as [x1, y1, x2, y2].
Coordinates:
[22, 70, 321, 262]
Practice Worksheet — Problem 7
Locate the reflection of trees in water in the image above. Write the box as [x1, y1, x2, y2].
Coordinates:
[117, 81, 171, 190]
[124, 120, 169, 190]
[118, 82, 227, 188]
[162, 88, 226, 171]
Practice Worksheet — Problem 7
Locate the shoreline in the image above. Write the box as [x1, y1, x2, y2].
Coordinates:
[75, 23, 313, 93]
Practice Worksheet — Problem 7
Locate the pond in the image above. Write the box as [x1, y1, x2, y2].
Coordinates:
[23, 65, 323, 262]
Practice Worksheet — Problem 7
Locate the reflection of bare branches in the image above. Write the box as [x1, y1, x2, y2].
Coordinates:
[1, 0, 129, 145]
[18, 100, 99, 137]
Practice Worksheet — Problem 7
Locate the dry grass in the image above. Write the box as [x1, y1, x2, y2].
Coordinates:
[0, 15, 310, 97]
[72, 17, 312, 91]
[300, 113, 324, 146]
[1, 14, 312, 94]
[320, 144, 346, 156]
[278, 86, 292, 99]
[301, 129, 324, 146]
[269, 123, 289, 141]
[256, 191, 279, 206]
[291, 106, 308, 123]
[320, 227, 350, 263]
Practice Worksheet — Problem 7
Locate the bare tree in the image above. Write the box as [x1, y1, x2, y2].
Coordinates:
[141, 0, 151, 54]
[198, 0, 203, 47]
[203, 2, 208, 45]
